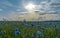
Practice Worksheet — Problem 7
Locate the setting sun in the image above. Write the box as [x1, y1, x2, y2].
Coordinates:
[25, 3, 36, 11]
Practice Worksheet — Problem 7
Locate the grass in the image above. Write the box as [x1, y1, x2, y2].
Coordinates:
[0, 21, 60, 38]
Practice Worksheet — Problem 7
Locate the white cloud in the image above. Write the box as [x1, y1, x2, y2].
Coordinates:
[34, 1, 60, 14]
[34, 1, 51, 14]
[0, 0, 60, 21]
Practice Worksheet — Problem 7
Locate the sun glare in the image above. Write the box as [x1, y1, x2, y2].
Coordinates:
[25, 3, 36, 11]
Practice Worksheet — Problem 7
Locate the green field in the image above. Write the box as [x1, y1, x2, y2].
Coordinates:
[0, 21, 60, 38]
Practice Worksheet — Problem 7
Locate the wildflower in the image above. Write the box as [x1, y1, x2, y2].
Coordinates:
[14, 28, 21, 36]
[30, 23, 35, 27]
[14, 31, 21, 36]
[37, 31, 42, 35]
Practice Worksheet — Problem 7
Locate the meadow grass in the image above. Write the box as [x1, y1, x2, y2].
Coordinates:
[0, 21, 60, 38]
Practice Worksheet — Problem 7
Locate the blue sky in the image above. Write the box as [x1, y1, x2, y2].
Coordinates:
[0, 0, 60, 21]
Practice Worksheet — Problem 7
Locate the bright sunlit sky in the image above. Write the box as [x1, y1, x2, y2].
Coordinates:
[0, 0, 60, 21]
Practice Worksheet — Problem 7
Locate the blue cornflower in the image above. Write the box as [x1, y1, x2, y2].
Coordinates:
[14, 31, 21, 36]
[14, 28, 21, 36]
[37, 31, 42, 35]
[30, 23, 35, 27]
